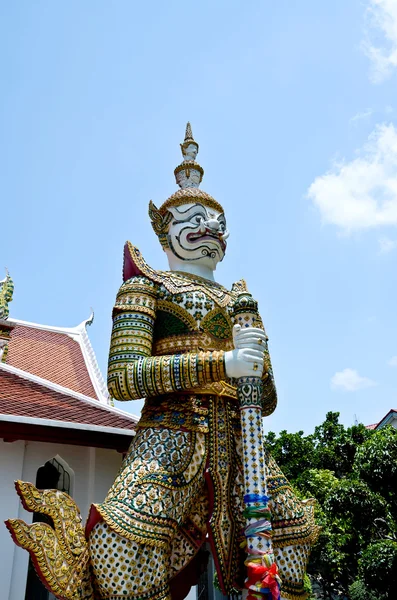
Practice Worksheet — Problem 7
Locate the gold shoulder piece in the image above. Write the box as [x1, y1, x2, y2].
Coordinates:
[5, 481, 93, 600]
[231, 279, 248, 294]
[123, 242, 234, 307]
[123, 241, 163, 283]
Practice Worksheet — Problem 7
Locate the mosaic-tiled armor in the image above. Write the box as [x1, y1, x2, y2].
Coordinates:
[86, 242, 277, 597]
[86, 243, 319, 600]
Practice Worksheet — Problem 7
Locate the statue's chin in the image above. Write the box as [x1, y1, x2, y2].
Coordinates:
[165, 246, 223, 275]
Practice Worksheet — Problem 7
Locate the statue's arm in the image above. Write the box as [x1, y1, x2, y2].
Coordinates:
[107, 276, 227, 401]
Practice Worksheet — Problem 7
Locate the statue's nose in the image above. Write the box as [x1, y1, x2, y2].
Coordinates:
[206, 219, 220, 231]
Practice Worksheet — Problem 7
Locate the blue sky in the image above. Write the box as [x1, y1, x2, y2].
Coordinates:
[2, 0, 397, 434]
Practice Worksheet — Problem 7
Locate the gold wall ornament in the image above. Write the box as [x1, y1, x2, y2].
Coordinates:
[0, 268, 14, 320]
[5, 481, 93, 600]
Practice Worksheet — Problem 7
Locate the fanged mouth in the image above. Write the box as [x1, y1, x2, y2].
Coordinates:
[186, 231, 226, 251]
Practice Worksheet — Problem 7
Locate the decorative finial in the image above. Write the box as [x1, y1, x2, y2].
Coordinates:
[184, 122, 194, 143]
[175, 122, 204, 189]
[0, 268, 14, 320]
[86, 308, 95, 328]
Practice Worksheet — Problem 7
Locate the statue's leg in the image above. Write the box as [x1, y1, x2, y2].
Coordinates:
[265, 451, 321, 599]
[89, 427, 208, 600]
[169, 483, 209, 575]
[89, 521, 171, 600]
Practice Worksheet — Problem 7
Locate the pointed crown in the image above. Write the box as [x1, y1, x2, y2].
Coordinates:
[148, 123, 224, 247]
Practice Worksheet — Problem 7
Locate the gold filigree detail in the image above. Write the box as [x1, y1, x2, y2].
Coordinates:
[231, 279, 248, 294]
[200, 307, 233, 340]
[158, 187, 224, 216]
[153, 332, 234, 356]
[148, 201, 173, 249]
[5, 481, 92, 600]
[157, 299, 198, 330]
[174, 160, 204, 182]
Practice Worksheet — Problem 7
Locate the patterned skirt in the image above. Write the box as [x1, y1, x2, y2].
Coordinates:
[89, 395, 246, 594]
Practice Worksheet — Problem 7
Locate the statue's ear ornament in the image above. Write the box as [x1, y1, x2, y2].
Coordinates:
[148, 201, 173, 249]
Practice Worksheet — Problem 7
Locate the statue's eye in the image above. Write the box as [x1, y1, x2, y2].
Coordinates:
[194, 216, 203, 224]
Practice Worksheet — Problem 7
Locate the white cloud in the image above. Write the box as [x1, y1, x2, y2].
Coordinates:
[349, 109, 373, 125]
[379, 236, 397, 253]
[331, 368, 377, 392]
[388, 356, 397, 366]
[308, 123, 397, 232]
[363, 0, 397, 83]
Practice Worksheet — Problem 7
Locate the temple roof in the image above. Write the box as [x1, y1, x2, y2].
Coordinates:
[0, 361, 138, 450]
[0, 300, 139, 446]
[0, 363, 137, 430]
[366, 408, 397, 431]
[2, 315, 109, 404]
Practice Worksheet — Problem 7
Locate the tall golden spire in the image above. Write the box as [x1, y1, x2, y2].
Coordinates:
[184, 122, 195, 144]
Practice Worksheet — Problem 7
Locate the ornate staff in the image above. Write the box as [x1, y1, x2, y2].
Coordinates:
[232, 292, 281, 600]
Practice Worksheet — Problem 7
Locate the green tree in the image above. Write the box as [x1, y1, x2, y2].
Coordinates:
[348, 580, 368, 600]
[358, 540, 397, 599]
[264, 429, 316, 481]
[354, 425, 397, 522]
[313, 412, 371, 478]
[296, 469, 338, 504]
[264, 413, 397, 597]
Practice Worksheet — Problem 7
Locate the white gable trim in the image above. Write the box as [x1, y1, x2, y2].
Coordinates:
[0, 412, 135, 436]
[377, 410, 397, 430]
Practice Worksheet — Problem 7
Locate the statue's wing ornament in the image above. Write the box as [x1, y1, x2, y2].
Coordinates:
[5, 481, 94, 600]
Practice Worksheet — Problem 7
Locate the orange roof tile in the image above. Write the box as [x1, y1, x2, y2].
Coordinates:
[6, 324, 97, 399]
[0, 369, 136, 431]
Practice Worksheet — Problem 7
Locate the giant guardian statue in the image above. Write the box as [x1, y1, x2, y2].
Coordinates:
[6, 124, 319, 600]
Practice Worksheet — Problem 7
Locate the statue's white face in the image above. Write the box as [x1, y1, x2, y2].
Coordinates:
[183, 143, 198, 161]
[166, 203, 229, 270]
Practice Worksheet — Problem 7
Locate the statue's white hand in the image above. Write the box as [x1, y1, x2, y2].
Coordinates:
[224, 325, 265, 378]
[233, 324, 267, 350]
[224, 348, 264, 378]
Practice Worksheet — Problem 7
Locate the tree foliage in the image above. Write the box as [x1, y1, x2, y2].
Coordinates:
[358, 540, 397, 598]
[265, 412, 397, 598]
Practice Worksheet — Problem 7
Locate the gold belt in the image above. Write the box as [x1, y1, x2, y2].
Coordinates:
[153, 333, 234, 355]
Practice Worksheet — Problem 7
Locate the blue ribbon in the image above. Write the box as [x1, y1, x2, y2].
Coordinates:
[244, 493, 270, 504]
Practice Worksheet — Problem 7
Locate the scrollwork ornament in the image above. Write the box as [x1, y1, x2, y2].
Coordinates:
[148, 201, 173, 249]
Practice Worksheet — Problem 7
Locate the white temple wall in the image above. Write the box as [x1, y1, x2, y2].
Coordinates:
[93, 446, 124, 502]
[0, 440, 26, 600]
[0, 438, 124, 600]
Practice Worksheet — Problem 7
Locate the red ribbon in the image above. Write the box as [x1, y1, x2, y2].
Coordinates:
[245, 562, 280, 600]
